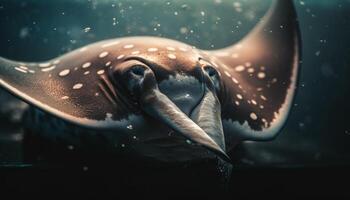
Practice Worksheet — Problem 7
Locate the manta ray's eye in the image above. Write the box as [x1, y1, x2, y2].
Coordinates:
[203, 66, 217, 77]
[112, 60, 156, 99]
[128, 65, 146, 78]
[203, 66, 221, 93]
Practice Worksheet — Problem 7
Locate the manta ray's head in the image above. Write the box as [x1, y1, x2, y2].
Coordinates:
[0, 0, 300, 163]
[107, 39, 230, 160]
[111, 40, 214, 117]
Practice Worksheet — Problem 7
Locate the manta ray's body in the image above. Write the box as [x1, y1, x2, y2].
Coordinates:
[0, 0, 300, 163]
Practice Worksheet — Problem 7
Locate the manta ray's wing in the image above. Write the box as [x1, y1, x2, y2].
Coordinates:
[209, 0, 301, 141]
[0, 41, 133, 129]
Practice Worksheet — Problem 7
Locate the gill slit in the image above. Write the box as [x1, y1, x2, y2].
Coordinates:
[98, 75, 119, 106]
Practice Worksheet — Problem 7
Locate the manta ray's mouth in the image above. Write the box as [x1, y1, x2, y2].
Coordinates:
[137, 68, 229, 162]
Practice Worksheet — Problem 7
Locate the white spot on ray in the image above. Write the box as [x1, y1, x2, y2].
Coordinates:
[245, 62, 252, 67]
[258, 72, 266, 79]
[247, 68, 255, 73]
[166, 47, 176, 51]
[41, 66, 56, 72]
[99, 51, 109, 58]
[117, 55, 125, 60]
[250, 112, 258, 120]
[232, 77, 239, 84]
[59, 69, 70, 77]
[61, 96, 69, 100]
[82, 62, 91, 69]
[212, 61, 219, 68]
[260, 95, 267, 101]
[84, 71, 90, 75]
[236, 94, 243, 100]
[19, 66, 28, 70]
[147, 48, 158, 52]
[97, 70, 105, 75]
[39, 63, 51, 68]
[73, 83, 83, 90]
[102, 41, 120, 48]
[79, 47, 88, 52]
[105, 61, 111, 66]
[251, 100, 257, 105]
[179, 47, 188, 52]
[167, 54, 177, 60]
[131, 51, 140, 55]
[235, 65, 245, 72]
[123, 44, 134, 49]
[53, 59, 60, 65]
[14, 67, 27, 73]
[235, 101, 240, 106]
[224, 71, 231, 77]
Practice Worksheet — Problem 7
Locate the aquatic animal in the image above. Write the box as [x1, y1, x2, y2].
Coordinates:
[0, 0, 300, 162]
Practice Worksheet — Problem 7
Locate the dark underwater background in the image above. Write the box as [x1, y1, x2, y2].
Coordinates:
[0, 0, 349, 197]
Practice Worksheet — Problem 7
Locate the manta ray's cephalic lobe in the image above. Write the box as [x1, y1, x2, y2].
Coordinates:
[0, 0, 300, 162]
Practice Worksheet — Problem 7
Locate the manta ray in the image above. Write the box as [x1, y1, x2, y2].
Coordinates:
[0, 0, 300, 163]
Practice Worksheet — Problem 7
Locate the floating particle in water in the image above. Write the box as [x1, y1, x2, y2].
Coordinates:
[174, 11, 178, 16]
[83, 166, 89, 171]
[84, 27, 91, 33]
[112, 17, 117, 26]
[181, 4, 188, 10]
[200, 11, 205, 16]
[315, 50, 321, 56]
[19, 27, 29, 39]
[186, 139, 192, 144]
[127, 124, 133, 130]
[233, 2, 242, 12]
[121, 144, 125, 148]
[180, 27, 188, 34]
[67, 145, 74, 150]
